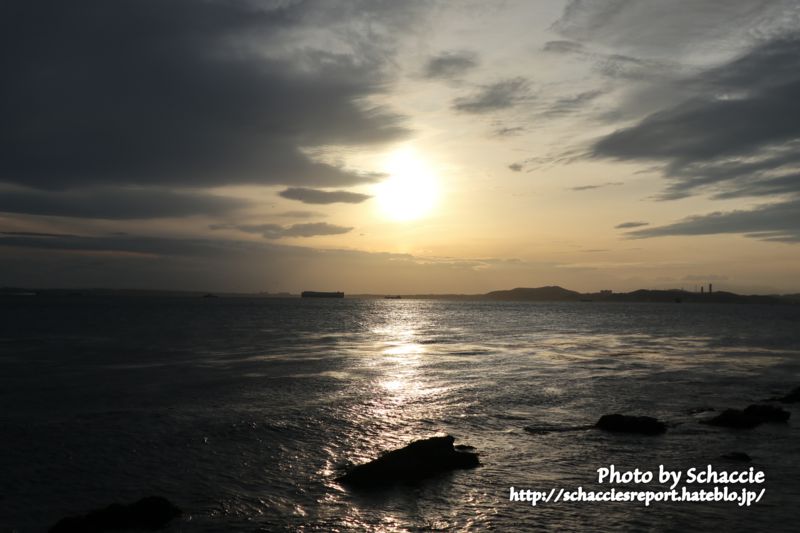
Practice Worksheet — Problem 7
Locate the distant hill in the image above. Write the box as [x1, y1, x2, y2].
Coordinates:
[590, 289, 785, 304]
[478, 287, 789, 304]
[483, 286, 582, 301]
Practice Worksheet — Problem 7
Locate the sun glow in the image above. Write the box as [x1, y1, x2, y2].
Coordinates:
[375, 147, 439, 221]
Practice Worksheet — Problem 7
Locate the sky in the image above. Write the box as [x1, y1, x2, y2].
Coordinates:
[2, 0, 800, 294]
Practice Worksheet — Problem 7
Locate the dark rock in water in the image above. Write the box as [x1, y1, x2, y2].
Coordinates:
[49, 496, 181, 532]
[777, 386, 800, 403]
[686, 406, 716, 415]
[336, 435, 479, 487]
[721, 452, 752, 462]
[705, 404, 790, 429]
[706, 409, 760, 429]
[595, 414, 667, 435]
[744, 403, 790, 422]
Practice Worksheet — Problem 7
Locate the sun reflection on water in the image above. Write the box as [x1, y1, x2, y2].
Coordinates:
[370, 307, 431, 400]
[321, 302, 483, 530]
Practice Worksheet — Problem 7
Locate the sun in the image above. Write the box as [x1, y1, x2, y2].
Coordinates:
[374, 147, 439, 222]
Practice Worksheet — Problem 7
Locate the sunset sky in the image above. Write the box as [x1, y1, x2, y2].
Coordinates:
[2, 0, 800, 294]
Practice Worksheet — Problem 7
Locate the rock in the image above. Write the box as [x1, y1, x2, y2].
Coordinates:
[744, 404, 790, 422]
[595, 414, 667, 435]
[49, 496, 181, 532]
[720, 452, 752, 462]
[777, 386, 800, 403]
[336, 435, 479, 487]
[686, 406, 716, 415]
[705, 404, 790, 429]
[706, 409, 760, 429]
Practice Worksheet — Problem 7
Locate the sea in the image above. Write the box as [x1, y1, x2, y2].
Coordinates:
[1, 296, 799, 532]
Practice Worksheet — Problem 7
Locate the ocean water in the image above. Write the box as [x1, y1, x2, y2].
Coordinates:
[1, 297, 799, 532]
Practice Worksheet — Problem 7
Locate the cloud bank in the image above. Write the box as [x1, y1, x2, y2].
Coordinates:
[589, 34, 800, 242]
[0, 0, 416, 221]
[0, 188, 246, 219]
[211, 222, 353, 239]
[626, 200, 800, 242]
[279, 188, 372, 205]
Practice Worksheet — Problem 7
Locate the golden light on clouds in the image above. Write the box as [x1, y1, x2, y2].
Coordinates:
[4, 1, 800, 294]
[374, 147, 440, 222]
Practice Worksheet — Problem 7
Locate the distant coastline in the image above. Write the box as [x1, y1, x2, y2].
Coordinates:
[2, 285, 798, 304]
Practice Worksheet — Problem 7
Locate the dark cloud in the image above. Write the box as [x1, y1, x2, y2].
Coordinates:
[210, 222, 352, 239]
[1, 231, 80, 238]
[626, 199, 800, 242]
[571, 181, 623, 191]
[658, 144, 800, 199]
[424, 51, 479, 79]
[0, 232, 226, 257]
[542, 40, 586, 54]
[452, 78, 531, 113]
[277, 210, 324, 219]
[543, 38, 675, 81]
[494, 126, 526, 137]
[281, 223, 352, 238]
[712, 172, 800, 200]
[593, 54, 670, 81]
[0, 232, 528, 293]
[0, 0, 413, 193]
[547, 1, 799, 86]
[593, 38, 800, 202]
[560, 2, 800, 245]
[544, 90, 604, 116]
[508, 163, 523, 172]
[615, 221, 649, 229]
[0, 232, 308, 292]
[0, 188, 246, 219]
[553, 0, 785, 58]
[279, 187, 371, 204]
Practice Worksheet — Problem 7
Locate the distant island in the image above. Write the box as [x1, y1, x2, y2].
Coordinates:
[301, 291, 344, 298]
[476, 286, 798, 305]
[359, 286, 799, 304]
[1, 285, 799, 304]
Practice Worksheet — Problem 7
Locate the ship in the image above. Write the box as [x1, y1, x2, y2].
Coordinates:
[301, 291, 344, 298]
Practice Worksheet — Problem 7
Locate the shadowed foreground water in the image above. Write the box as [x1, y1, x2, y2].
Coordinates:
[1, 297, 799, 531]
